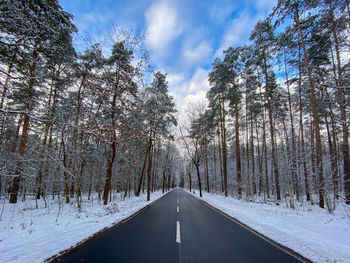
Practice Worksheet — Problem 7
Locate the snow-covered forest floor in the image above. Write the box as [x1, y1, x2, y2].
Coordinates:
[0, 191, 164, 263]
[190, 190, 350, 263]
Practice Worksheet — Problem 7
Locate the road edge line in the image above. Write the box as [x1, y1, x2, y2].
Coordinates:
[183, 189, 313, 263]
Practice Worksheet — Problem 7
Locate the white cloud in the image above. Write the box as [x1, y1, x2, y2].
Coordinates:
[184, 90, 208, 107]
[208, 1, 237, 23]
[253, 0, 277, 11]
[167, 68, 210, 122]
[215, 10, 255, 57]
[186, 68, 210, 94]
[172, 90, 208, 125]
[167, 73, 185, 87]
[183, 41, 213, 66]
[144, 0, 183, 56]
[215, 0, 277, 58]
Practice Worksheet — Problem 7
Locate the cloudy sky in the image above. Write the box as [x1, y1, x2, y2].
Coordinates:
[60, 0, 277, 113]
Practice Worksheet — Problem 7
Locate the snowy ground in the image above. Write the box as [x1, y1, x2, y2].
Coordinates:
[0, 191, 165, 263]
[190, 190, 350, 263]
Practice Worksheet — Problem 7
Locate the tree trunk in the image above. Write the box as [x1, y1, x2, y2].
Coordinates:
[262, 102, 269, 199]
[72, 75, 86, 203]
[346, 0, 350, 28]
[329, 3, 350, 204]
[10, 44, 39, 204]
[296, 6, 324, 208]
[263, 52, 280, 200]
[221, 99, 228, 197]
[323, 85, 339, 199]
[217, 130, 224, 192]
[250, 107, 256, 195]
[103, 137, 116, 205]
[284, 49, 299, 201]
[136, 136, 152, 196]
[195, 163, 202, 197]
[245, 106, 250, 199]
[205, 138, 210, 193]
[147, 141, 153, 201]
[235, 99, 242, 199]
[11, 115, 23, 153]
[255, 120, 263, 196]
[103, 91, 118, 205]
[61, 130, 69, 203]
[36, 82, 55, 200]
[297, 39, 312, 203]
[0, 58, 15, 143]
[162, 170, 166, 193]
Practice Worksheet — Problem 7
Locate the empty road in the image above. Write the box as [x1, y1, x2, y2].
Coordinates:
[52, 188, 309, 263]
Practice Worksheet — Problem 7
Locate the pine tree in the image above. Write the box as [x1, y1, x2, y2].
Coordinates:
[0, 0, 77, 203]
[137, 71, 177, 200]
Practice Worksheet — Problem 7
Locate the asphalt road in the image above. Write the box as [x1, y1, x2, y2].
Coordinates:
[52, 188, 307, 263]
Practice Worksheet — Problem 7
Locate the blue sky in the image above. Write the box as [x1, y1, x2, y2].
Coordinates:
[60, 0, 277, 112]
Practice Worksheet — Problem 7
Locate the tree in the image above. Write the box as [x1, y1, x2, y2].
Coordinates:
[101, 41, 137, 205]
[207, 58, 231, 196]
[223, 46, 244, 198]
[250, 20, 281, 201]
[180, 103, 209, 198]
[136, 71, 177, 200]
[320, 0, 350, 204]
[0, 0, 77, 203]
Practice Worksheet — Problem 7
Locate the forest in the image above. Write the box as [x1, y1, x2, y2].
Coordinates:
[0, 0, 349, 214]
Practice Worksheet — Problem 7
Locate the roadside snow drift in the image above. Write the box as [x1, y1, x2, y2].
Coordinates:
[191, 191, 350, 263]
[0, 191, 164, 263]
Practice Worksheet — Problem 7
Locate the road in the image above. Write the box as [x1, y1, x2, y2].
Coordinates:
[52, 188, 308, 263]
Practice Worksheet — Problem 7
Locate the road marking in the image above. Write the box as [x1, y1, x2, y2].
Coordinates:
[177, 199, 179, 204]
[177, 206, 179, 213]
[176, 221, 181, 243]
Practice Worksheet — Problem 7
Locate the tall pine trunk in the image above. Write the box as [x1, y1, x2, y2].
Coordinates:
[10, 44, 39, 204]
[220, 99, 228, 197]
[263, 52, 281, 200]
[298, 40, 312, 203]
[103, 92, 117, 205]
[296, 6, 324, 208]
[147, 140, 153, 201]
[235, 98, 242, 199]
[284, 49, 299, 201]
[329, 4, 350, 204]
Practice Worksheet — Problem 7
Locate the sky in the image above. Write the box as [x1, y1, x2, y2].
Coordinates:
[59, 0, 277, 114]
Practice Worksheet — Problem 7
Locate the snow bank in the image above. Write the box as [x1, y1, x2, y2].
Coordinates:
[0, 191, 164, 263]
[190, 190, 350, 263]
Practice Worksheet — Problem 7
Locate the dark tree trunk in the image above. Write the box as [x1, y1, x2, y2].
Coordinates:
[136, 136, 152, 196]
[298, 40, 311, 203]
[220, 99, 228, 197]
[263, 52, 280, 200]
[329, 3, 350, 204]
[296, 6, 324, 208]
[217, 130, 224, 193]
[10, 44, 39, 204]
[147, 142, 153, 201]
[204, 138, 209, 193]
[235, 99, 242, 199]
[195, 163, 202, 197]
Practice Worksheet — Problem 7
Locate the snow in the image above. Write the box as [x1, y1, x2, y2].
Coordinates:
[0, 191, 164, 263]
[190, 190, 350, 263]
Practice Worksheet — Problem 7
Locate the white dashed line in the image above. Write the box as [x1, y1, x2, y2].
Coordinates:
[177, 206, 179, 213]
[176, 221, 181, 243]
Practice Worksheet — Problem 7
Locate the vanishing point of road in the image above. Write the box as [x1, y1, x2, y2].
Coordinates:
[52, 188, 310, 263]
